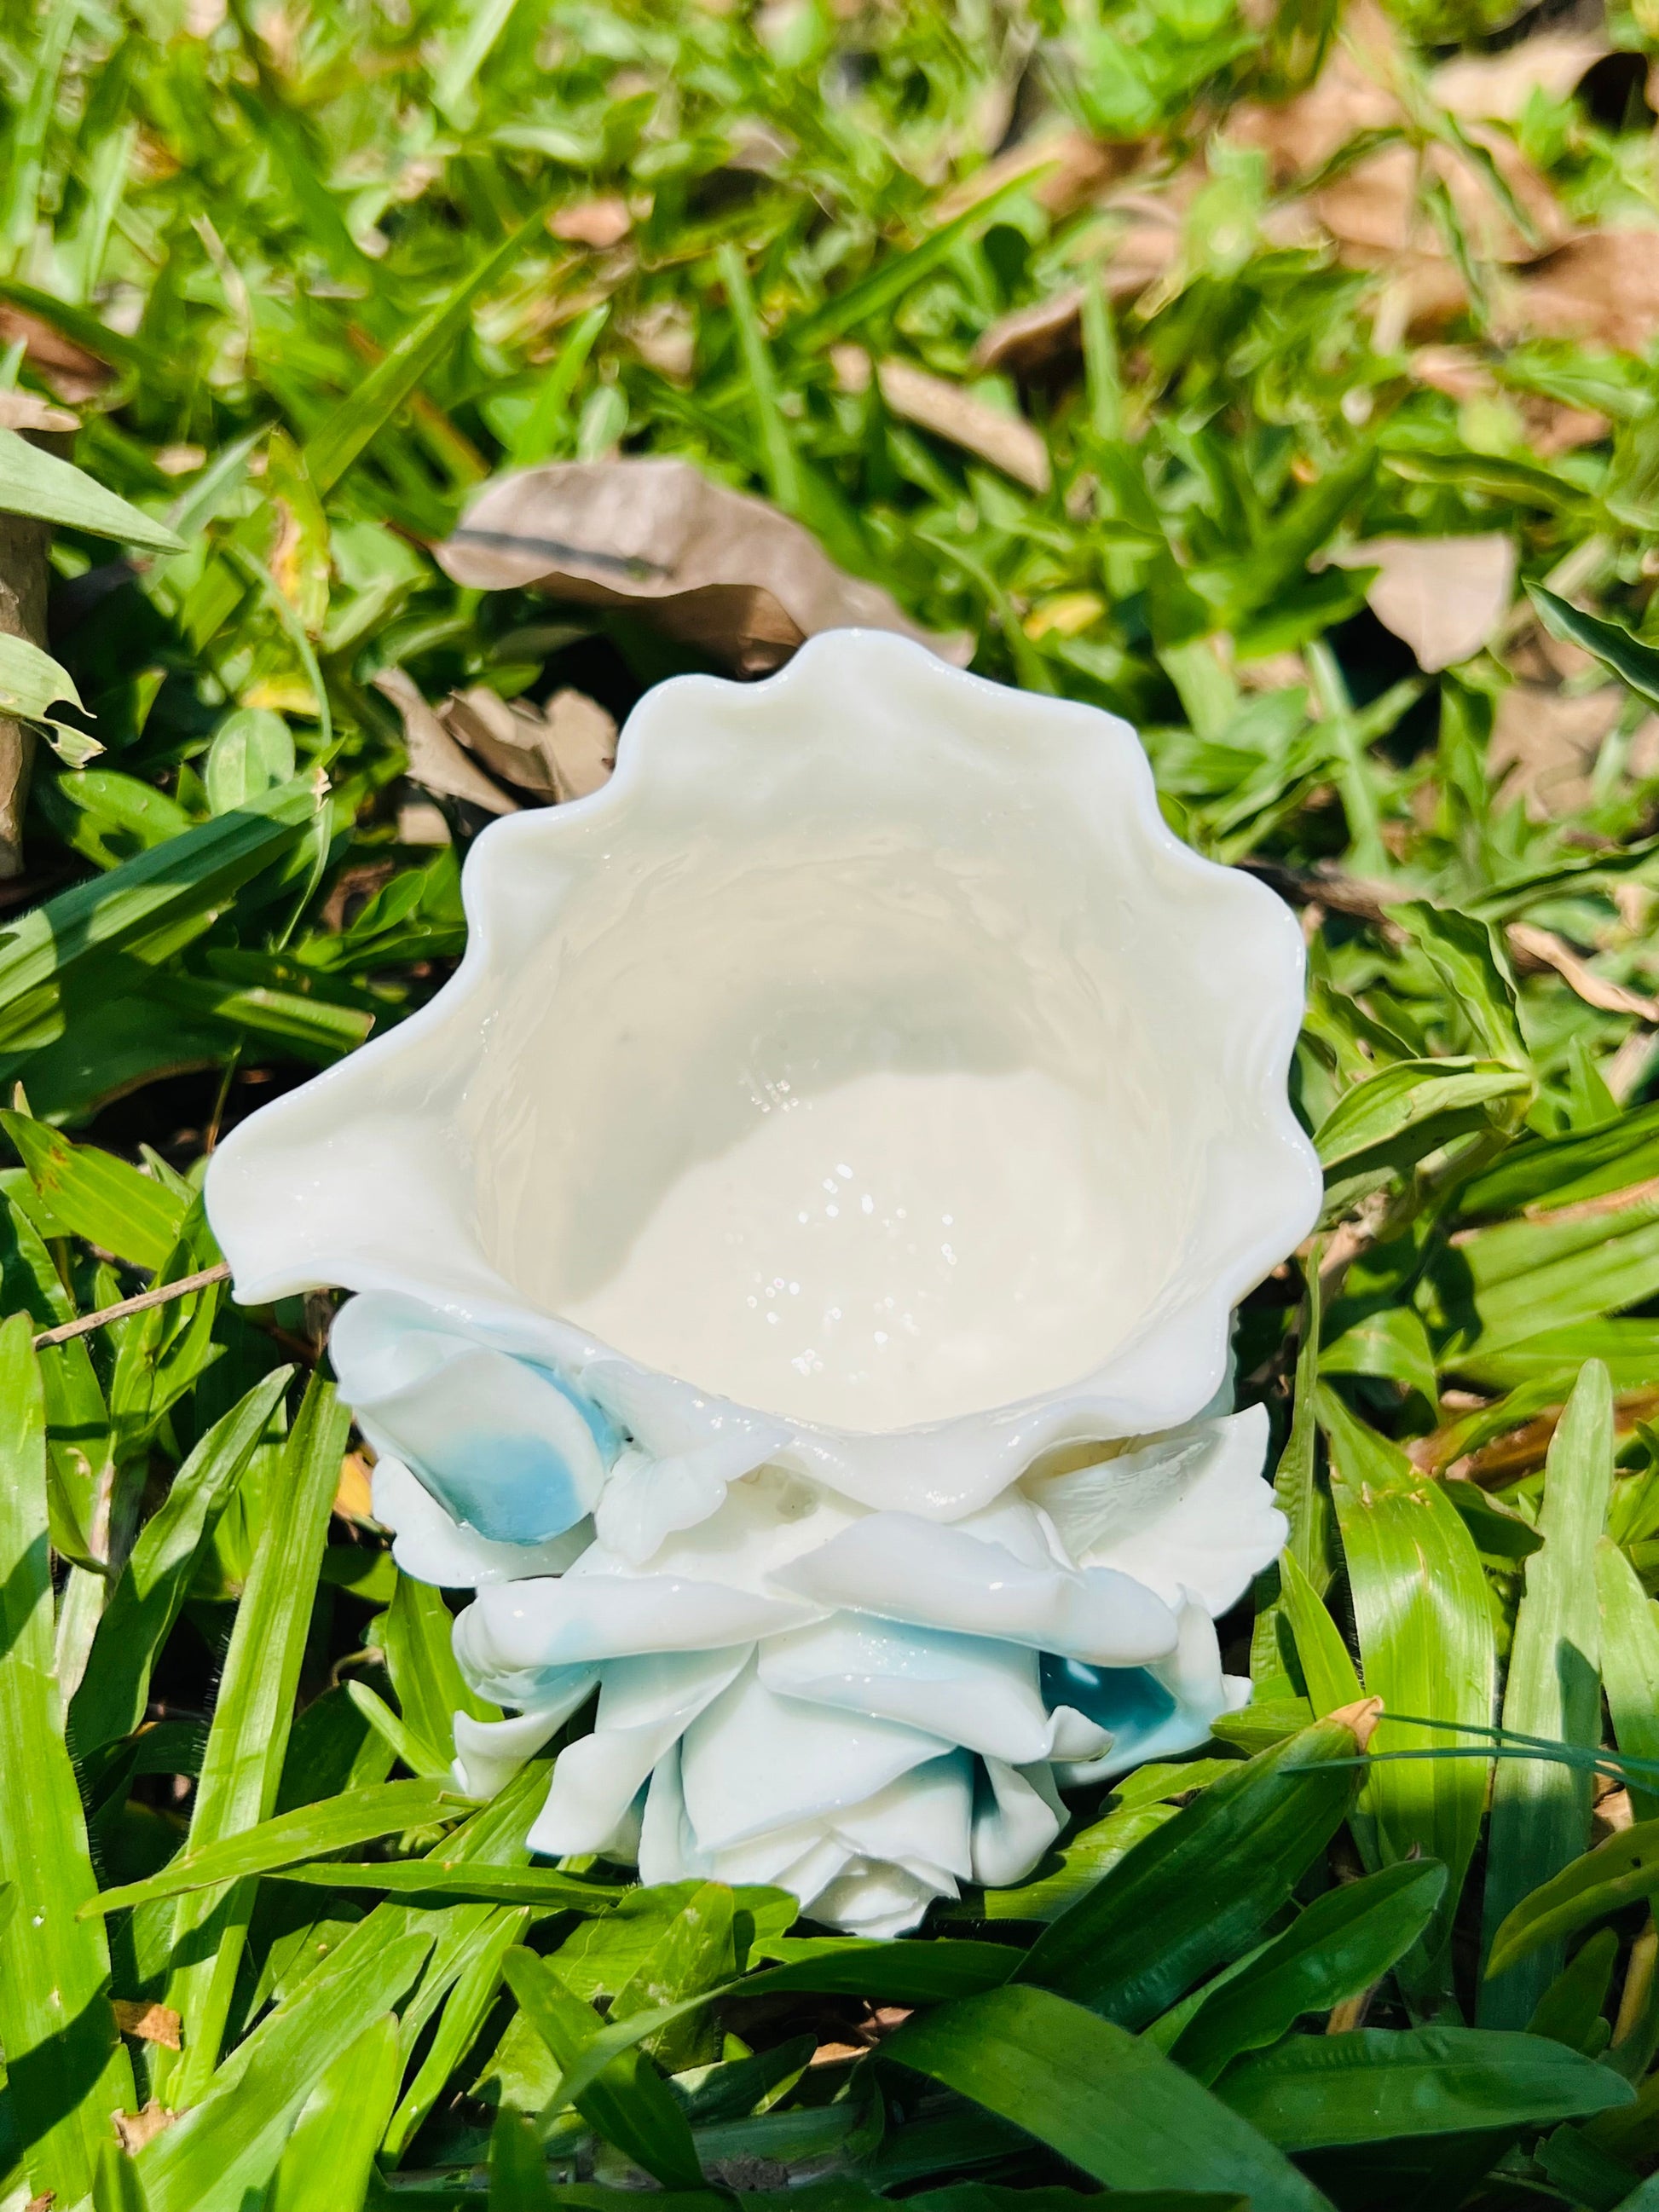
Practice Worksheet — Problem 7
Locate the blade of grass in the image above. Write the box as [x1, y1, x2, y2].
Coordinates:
[1481, 1360, 1616, 2024]
[152, 1372, 351, 2104]
[303, 211, 547, 495]
[0, 1312, 135, 2205]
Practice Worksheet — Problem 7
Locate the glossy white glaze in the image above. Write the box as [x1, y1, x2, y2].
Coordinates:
[205, 630, 1321, 1935]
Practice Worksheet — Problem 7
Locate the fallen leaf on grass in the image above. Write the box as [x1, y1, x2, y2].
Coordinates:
[436, 457, 968, 675]
[937, 124, 1144, 222]
[334, 1450, 376, 1522]
[1504, 230, 1659, 355]
[1326, 534, 1514, 670]
[1228, 0, 1404, 176]
[443, 683, 617, 801]
[113, 2101, 176, 2152]
[373, 667, 518, 815]
[0, 390, 77, 433]
[1432, 33, 1610, 121]
[548, 196, 633, 249]
[113, 2001, 182, 2049]
[831, 347, 1050, 492]
[1506, 920, 1659, 1021]
[1489, 682, 1623, 818]
[0, 303, 110, 401]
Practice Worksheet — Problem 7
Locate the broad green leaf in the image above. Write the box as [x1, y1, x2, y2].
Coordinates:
[0, 1314, 134, 2204]
[204, 707, 296, 815]
[1320, 1304, 1437, 1409]
[1016, 1714, 1364, 2022]
[70, 1368, 292, 1756]
[0, 632, 95, 754]
[1216, 2024, 1631, 2148]
[502, 1945, 706, 2190]
[1, 1108, 186, 1270]
[1171, 1860, 1447, 2084]
[488, 2107, 558, 2209]
[1461, 1096, 1659, 1216]
[155, 1375, 351, 2102]
[1531, 583, 1659, 711]
[880, 1984, 1328, 2211]
[89, 1776, 471, 1913]
[1387, 901, 1529, 1069]
[1321, 1388, 1494, 2001]
[93, 2140, 151, 2212]
[1488, 1817, 1659, 1977]
[543, 1939, 1020, 2122]
[0, 425, 182, 552]
[970, 1764, 1234, 1924]
[1528, 1925, 1617, 2053]
[1278, 1550, 1361, 1717]
[136, 1929, 431, 2212]
[1482, 1360, 1616, 2024]
[1598, 1538, 1659, 1822]
[265, 2011, 402, 2212]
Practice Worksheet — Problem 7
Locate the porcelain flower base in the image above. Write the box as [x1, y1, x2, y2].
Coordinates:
[205, 629, 1321, 1935]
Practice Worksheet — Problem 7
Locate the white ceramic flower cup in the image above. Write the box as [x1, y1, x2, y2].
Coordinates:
[205, 628, 1322, 1937]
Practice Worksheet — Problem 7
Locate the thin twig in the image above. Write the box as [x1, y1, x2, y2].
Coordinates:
[32, 1262, 231, 1349]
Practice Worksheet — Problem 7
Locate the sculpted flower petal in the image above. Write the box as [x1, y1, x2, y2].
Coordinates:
[454, 1685, 597, 1798]
[772, 1511, 1180, 1666]
[333, 1291, 615, 1544]
[973, 1759, 1065, 1888]
[1026, 1404, 1286, 1614]
[1049, 1599, 1250, 1784]
[457, 1574, 816, 1675]
[679, 1666, 952, 1854]
[757, 1614, 1077, 1765]
[370, 1456, 591, 1589]
[529, 1647, 751, 1857]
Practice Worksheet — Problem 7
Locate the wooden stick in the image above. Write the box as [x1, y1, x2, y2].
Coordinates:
[32, 1262, 232, 1349]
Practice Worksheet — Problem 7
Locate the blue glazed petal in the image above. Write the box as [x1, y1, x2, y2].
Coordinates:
[1041, 1651, 1178, 1753]
[332, 1291, 618, 1545]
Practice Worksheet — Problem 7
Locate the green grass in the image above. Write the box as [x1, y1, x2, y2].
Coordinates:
[8, 0, 1659, 2203]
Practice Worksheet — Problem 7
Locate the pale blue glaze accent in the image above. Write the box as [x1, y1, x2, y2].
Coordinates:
[332, 1290, 621, 1548]
[1041, 1651, 1178, 1752]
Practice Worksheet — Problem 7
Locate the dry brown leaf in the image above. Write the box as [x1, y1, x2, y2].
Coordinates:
[396, 798, 450, 846]
[373, 667, 518, 814]
[1432, 33, 1609, 121]
[113, 2102, 176, 2153]
[0, 305, 111, 403]
[1313, 130, 1567, 268]
[937, 124, 1144, 222]
[436, 458, 968, 676]
[1228, 0, 1405, 176]
[973, 288, 1086, 377]
[113, 2000, 182, 2049]
[1505, 229, 1659, 354]
[540, 688, 617, 800]
[831, 347, 1050, 492]
[1490, 682, 1623, 818]
[442, 684, 617, 802]
[0, 390, 78, 434]
[549, 196, 633, 249]
[1326, 534, 1514, 671]
[1507, 920, 1659, 1020]
[621, 300, 695, 380]
[334, 1450, 376, 1522]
